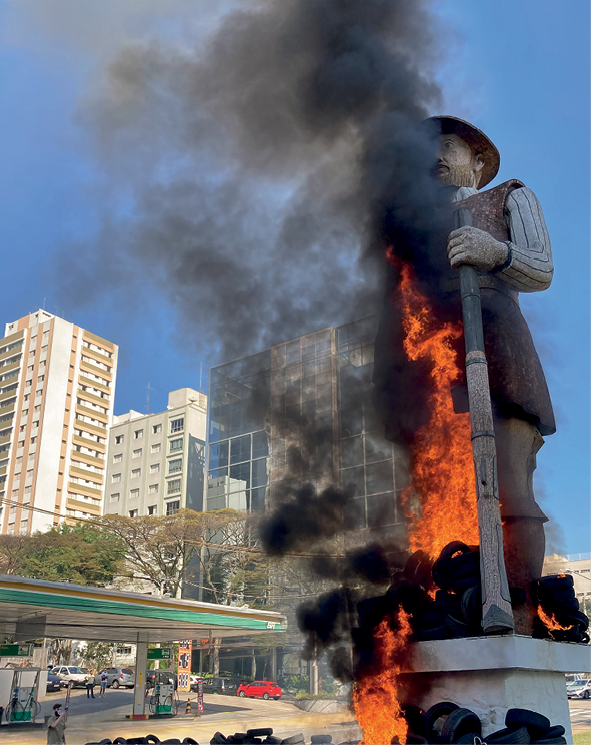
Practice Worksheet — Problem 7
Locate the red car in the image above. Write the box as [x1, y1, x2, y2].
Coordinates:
[236, 680, 282, 700]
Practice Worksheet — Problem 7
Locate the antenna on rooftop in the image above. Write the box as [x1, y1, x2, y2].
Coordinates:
[199, 363, 203, 393]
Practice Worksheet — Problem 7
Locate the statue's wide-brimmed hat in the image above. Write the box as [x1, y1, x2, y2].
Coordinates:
[425, 115, 500, 189]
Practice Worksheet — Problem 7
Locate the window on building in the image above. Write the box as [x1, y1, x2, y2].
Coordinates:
[166, 500, 180, 516]
[130, 488, 140, 499]
[131, 468, 141, 478]
[132, 448, 142, 459]
[148, 505, 157, 515]
[169, 437, 183, 453]
[134, 429, 143, 439]
[115, 434, 124, 445]
[168, 458, 182, 474]
[111, 473, 121, 484]
[151, 443, 161, 454]
[148, 484, 158, 494]
[113, 453, 123, 464]
[167, 479, 181, 495]
[153, 424, 162, 434]
[129, 509, 138, 517]
[170, 418, 184, 434]
[110, 493, 120, 502]
[149, 463, 160, 474]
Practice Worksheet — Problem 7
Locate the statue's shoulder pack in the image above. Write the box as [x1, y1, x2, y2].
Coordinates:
[457, 179, 525, 242]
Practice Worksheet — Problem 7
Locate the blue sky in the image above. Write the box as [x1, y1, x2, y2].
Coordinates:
[0, 0, 588, 552]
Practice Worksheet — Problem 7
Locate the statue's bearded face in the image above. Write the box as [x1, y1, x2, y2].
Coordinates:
[434, 133, 484, 188]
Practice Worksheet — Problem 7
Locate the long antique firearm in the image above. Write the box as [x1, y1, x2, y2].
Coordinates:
[454, 207, 515, 634]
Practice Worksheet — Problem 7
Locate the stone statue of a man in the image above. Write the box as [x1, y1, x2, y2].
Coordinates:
[374, 116, 555, 634]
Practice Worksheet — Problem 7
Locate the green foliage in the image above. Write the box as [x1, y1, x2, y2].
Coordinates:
[81, 642, 112, 671]
[320, 678, 338, 695]
[0, 523, 126, 586]
[283, 674, 309, 691]
[295, 691, 335, 700]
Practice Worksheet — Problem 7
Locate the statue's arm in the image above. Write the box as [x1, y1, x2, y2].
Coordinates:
[496, 187, 554, 292]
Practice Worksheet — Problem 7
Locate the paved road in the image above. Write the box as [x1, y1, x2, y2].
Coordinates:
[570, 698, 591, 731]
[41, 684, 135, 718]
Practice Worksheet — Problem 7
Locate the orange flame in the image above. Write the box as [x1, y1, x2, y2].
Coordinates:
[353, 608, 412, 745]
[538, 606, 575, 633]
[398, 263, 479, 558]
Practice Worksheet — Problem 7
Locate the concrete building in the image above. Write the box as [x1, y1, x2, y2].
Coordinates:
[104, 388, 207, 518]
[0, 310, 118, 534]
[206, 317, 408, 534]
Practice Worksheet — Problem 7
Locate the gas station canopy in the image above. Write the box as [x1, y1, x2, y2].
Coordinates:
[0, 575, 286, 643]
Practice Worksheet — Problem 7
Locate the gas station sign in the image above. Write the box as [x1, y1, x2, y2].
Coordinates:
[177, 639, 192, 692]
[0, 644, 32, 657]
[147, 648, 172, 660]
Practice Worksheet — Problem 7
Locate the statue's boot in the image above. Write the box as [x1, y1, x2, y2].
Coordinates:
[494, 417, 547, 636]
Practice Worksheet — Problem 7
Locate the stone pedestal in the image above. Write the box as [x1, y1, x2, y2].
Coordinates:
[398, 635, 590, 741]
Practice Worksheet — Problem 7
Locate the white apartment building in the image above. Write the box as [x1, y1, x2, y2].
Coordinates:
[104, 388, 207, 518]
[0, 310, 118, 534]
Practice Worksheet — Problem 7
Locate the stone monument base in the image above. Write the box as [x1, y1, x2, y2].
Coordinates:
[398, 635, 590, 741]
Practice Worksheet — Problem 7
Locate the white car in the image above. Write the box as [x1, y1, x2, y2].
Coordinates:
[567, 678, 591, 699]
[54, 666, 90, 688]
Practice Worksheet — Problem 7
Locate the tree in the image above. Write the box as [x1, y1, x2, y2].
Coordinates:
[0, 523, 126, 586]
[80, 642, 113, 671]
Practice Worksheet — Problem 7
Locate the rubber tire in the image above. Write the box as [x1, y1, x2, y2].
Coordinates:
[406, 737, 428, 744]
[248, 730, 273, 738]
[438, 541, 472, 568]
[538, 727, 565, 739]
[451, 576, 481, 594]
[239, 691, 246, 697]
[415, 624, 449, 641]
[444, 613, 475, 637]
[461, 586, 481, 625]
[310, 736, 332, 743]
[263, 738, 282, 744]
[432, 559, 453, 591]
[145, 737, 161, 744]
[112, 680, 120, 689]
[538, 587, 576, 604]
[433, 591, 462, 614]
[585, 690, 590, 700]
[556, 610, 589, 631]
[424, 701, 460, 733]
[538, 574, 574, 590]
[539, 596, 579, 614]
[212, 734, 228, 745]
[402, 703, 426, 737]
[281, 736, 305, 745]
[263, 692, 270, 700]
[505, 708, 550, 739]
[486, 725, 531, 743]
[441, 707, 482, 742]
[530, 739, 566, 744]
[182, 739, 199, 745]
[414, 611, 445, 630]
[455, 736, 482, 744]
[448, 552, 480, 575]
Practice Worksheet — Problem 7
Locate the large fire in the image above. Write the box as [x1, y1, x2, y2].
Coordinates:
[353, 608, 413, 745]
[398, 263, 479, 557]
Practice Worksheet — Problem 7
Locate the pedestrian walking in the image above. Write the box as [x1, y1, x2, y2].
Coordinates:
[47, 702, 67, 744]
[85, 670, 96, 699]
[99, 670, 108, 698]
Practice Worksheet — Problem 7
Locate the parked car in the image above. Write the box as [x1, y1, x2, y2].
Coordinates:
[567, 678, 591, 699]
[201, 677, 237, 695]
[95, 667, 135, 689]
[146, 670, 177, 690]
[237, 680, 282, 700]
[54, 666, 89, 688]
[189, 675, 205, 692]
[46, 672, 62, 693]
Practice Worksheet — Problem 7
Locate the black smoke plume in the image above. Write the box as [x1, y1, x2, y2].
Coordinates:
[61, 0, 444, 363]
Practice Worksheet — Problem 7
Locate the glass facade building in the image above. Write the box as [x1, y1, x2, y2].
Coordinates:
[206, 318, 409, 532]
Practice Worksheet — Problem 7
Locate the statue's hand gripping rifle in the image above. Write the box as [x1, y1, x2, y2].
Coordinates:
[454, 207, 515, 634]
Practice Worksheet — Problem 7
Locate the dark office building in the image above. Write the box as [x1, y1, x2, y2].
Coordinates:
[206, 317, 409, 531]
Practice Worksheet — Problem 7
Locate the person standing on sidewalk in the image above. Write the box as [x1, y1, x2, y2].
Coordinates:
[99, 670, 108, 698]
[85, 670, 96, 699]
[47, 702, 67, 745]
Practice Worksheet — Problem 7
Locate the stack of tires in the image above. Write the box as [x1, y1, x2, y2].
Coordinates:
[211, 729, 299, 745]
[407, 541, 527, 642]
[84, 737, 198, 745]
[533, 574, 590, 643]
[402, 703, 567, 744]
